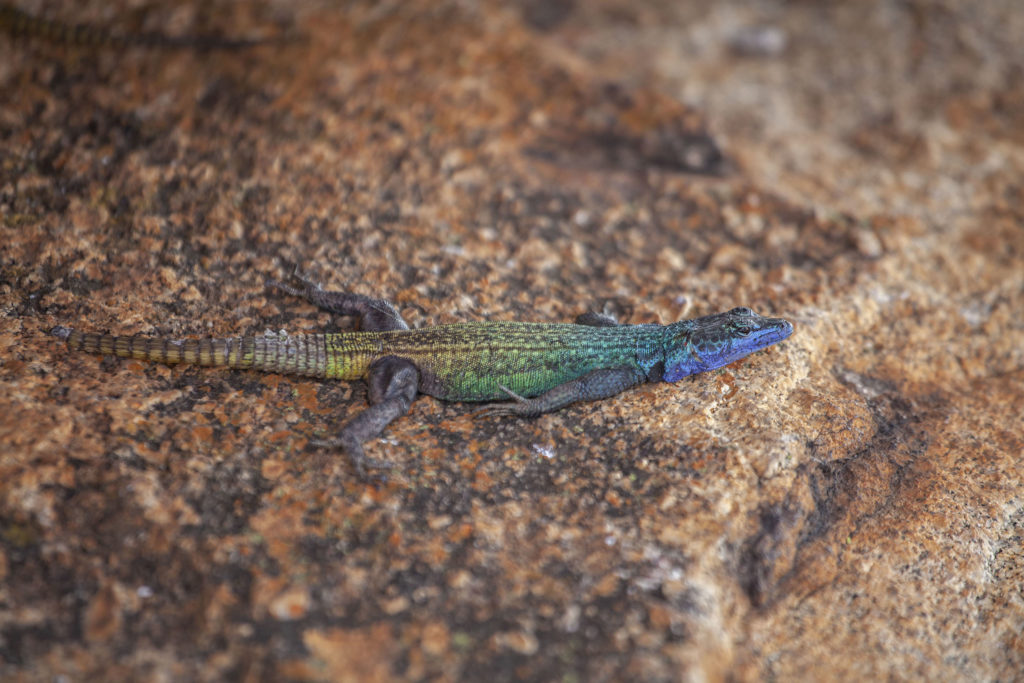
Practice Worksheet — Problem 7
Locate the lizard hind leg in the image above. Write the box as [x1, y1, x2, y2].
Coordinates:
[266, 270, 409, 331]
[313, 356, 420, 479]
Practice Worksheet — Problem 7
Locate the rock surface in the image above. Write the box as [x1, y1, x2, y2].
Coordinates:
[1, 0, 1021, 680]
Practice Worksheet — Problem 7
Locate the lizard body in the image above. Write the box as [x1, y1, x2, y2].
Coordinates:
[56, 322, 664, 401]
[53, 274, 794, 477]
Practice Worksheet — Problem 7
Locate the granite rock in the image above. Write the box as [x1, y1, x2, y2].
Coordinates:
[1, 0, 1021, 680]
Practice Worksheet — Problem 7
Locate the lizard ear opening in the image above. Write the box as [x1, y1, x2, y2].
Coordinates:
[662, 363, 689, 383]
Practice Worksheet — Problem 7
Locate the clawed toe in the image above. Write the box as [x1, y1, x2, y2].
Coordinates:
[308, 437, 395, 481]
[265, 278, 301, 297]
[471, 405, 516, 419]
[286, 267, 320, 290]
[266, 266, 323, 298]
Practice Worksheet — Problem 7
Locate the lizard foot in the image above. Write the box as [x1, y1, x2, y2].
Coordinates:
[265, 264, 321, 299]
[471, 385, 534, 419]
[470, 404, 520, 419]
[309, 436, 394, 483]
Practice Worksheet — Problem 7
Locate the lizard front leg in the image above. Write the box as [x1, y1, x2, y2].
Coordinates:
[267, 270, 409, 332]
[477, 367, 646, 418]
[314, 356, 420, 478]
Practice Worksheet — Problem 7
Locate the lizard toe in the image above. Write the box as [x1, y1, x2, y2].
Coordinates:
[471, 404, 518, 419]
[309, 437, 397, 473]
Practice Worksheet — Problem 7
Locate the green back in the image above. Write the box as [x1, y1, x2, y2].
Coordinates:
[327, 322, 663, 402]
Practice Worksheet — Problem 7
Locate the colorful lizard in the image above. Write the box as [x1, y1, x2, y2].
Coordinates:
[52, 273, 794, 477]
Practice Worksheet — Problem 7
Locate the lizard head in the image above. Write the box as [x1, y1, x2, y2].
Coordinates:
[662, 307, 793, 382]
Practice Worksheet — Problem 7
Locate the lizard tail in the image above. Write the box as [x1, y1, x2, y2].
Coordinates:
[51, 326, 331, 377]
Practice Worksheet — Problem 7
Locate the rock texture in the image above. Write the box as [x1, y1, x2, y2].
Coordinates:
[1, 0, 1021, 680]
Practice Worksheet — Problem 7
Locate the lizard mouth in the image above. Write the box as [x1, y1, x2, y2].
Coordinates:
[704, 316, 794, 369]
[737, 317, 793, 358]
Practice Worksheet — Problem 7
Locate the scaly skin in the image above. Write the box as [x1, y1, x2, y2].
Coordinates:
[52, 274, 794, 478]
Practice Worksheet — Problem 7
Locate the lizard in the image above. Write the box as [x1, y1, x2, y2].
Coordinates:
[51, 272, 794, 478]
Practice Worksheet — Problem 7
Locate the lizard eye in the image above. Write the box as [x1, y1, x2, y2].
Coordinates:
[734, 325, 753, 336]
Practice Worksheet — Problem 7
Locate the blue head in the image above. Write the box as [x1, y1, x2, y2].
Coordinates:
[662, 307, 793, 383]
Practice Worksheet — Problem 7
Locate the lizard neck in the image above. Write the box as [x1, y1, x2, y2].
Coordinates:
[633, 324, 668, 381]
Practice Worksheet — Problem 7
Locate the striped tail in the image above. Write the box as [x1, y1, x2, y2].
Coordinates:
[51, 326, 330, 377]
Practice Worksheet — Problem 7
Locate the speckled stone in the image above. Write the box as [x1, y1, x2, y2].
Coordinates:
[1, 1, 1021, 680]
